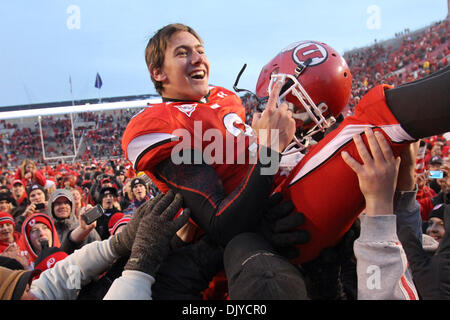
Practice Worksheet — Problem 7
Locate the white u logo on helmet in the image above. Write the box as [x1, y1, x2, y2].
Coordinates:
[292, 41, 328, 67]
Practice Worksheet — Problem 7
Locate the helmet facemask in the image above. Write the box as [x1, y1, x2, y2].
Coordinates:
[268, 72, 336, 155]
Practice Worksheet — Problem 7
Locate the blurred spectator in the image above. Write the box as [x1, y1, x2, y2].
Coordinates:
[44, 180, 57, 197]
[10, 180, 28, 211]
[47, 189, 101, 251]
[123, 178, 153, 216]
[14, 159, 46, 188]
[425, 203, 447, 244]
[16, 185, 48, 226]
[428, 156, 444, 194]
[96, 187, 121, 240]
[0, 192, 16, 215]
[0, 212, 21, 254]
[89, 173, 122, 206]
[70, 187, 84, 219]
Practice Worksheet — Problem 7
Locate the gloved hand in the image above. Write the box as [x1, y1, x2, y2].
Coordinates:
[300, 219, 360, 300]
[397, 204, 450, 300]
[110, 193, 164, 257]
[259, 192, 309, 259]
[124, 191, 191, 277]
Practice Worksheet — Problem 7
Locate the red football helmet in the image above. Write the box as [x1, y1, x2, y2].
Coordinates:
[256, 40, 352, 152]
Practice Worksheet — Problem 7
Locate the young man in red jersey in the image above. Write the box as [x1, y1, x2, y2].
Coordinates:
[122, 23, 299, 247]
[121, 23, 305, 300]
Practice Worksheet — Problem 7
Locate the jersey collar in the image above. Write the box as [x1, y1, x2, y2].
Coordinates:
[162, 91, 211, 104]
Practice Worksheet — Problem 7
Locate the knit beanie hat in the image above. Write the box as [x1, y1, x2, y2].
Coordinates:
[26, 184, 47, 200]
[429, 203, 447, 221]
[99, 187, 118, 201]
[0, 192, 16, 206]
[0, 212, 15, 229]
[108, 213, 131, 236]
[130, 178, 146, 189]
[24, 215, 53, 238]
[0, 266, 41, 300]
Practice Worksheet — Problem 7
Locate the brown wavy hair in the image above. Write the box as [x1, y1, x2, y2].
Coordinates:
[20, 159, 37, 177]
[144, 23, 203, 96]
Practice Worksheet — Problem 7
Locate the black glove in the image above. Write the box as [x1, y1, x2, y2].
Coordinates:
[300, 219, 360, 300]
[124, 191, 191, 277]
[397, 204, 450, 300]
[259, 192, 309, 259]
[110, 193, 164, 257]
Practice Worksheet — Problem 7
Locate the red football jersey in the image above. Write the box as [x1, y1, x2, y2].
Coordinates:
[122, 86, 257, 195]
[275, 84, 416, 264]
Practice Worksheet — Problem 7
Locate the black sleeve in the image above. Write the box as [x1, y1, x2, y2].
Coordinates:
[59, 229, 83, 255]
[154, 147, 279, 246]
[385, 65, 450, 139]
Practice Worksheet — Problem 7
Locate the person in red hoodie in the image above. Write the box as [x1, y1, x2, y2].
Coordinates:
[14, 159, 46, 188]
[18, 213, 61, 268]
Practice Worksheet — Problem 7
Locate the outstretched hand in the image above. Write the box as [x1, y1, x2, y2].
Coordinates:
[125, 191, 191, 277]
[110, 193, 165, 257]
[341, 127, 401, 216]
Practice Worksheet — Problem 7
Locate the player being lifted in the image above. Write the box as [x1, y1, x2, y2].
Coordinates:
[122, 23, 449, 266]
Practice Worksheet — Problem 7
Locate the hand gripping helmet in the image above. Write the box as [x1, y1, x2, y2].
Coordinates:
[256, 41, 352, 152]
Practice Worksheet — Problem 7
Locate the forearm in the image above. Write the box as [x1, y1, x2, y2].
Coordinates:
[394, 185, 422, 243]
[69, 226, 94, 244]
[103, 270, 155, 300]
[155, 147, 278, 245]
[34, 170, 47, 186]
[30, 238, 119, 300]
[354, 215, 418, 300]
[60, 229, 83, 254]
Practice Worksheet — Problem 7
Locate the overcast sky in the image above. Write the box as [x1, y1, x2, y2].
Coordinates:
[0, 0, 447, 107]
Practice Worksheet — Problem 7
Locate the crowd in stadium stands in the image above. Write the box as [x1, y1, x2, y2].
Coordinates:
[344, 19, 449, 113]
[0, 20, 449, 300]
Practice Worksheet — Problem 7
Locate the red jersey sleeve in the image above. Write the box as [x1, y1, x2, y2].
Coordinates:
[122, 107, 180, 172]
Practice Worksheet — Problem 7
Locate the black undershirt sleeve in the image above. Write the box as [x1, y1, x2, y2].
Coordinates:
[385, 65, 450, 139]
[154, 147, 279, 246]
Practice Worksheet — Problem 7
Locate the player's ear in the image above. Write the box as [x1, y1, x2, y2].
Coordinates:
[150, 64, 167, 82]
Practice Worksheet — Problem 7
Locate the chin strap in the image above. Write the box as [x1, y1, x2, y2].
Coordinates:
[233, 63, 265, 110]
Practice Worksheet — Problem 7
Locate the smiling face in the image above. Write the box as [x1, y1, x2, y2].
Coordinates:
[426, 217, 445, 243]
[0, 222, 14, 243]
[29, 189, 45, 205]
[53, 196, 72, 219]
[0, 200, 12, 213]
[150, 30, 210, 101]
[12, 183, 25, 198]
